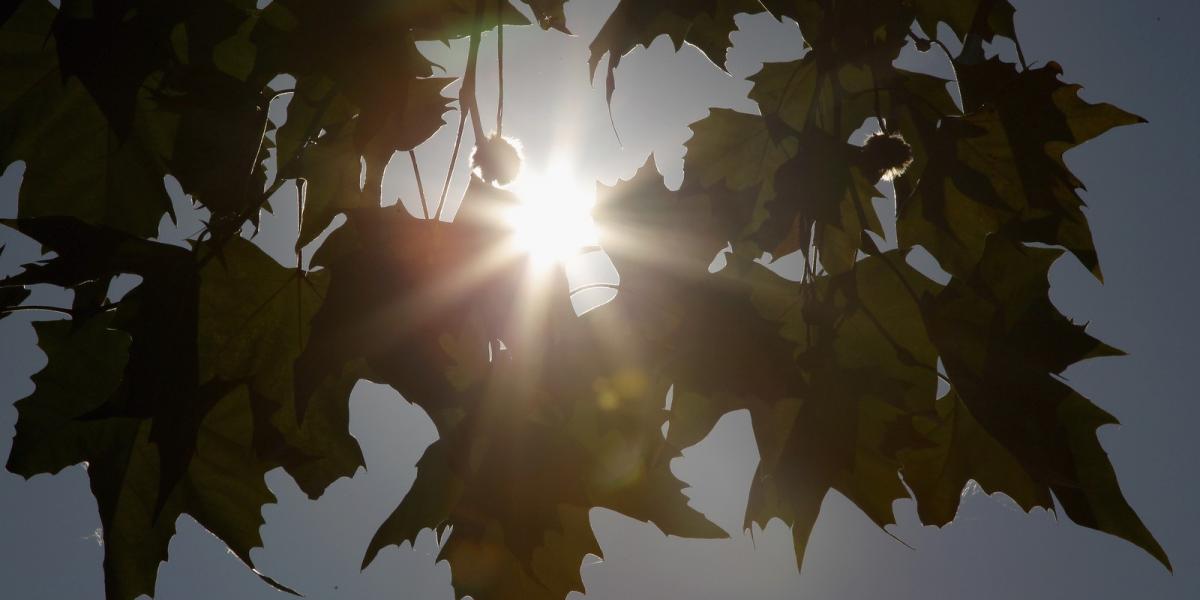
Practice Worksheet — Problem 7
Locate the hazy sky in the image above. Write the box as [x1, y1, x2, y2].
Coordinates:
[2, 1, 1198, 599]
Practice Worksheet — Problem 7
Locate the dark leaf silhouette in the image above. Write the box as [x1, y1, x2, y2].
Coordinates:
[0, 1, 1169, 599]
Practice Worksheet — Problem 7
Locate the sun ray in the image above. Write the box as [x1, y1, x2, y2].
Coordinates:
[503, 161, 600, 269]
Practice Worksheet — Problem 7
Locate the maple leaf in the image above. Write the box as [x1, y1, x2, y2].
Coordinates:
[2, 216, 365, 598]
[895, 61, 1145, 279]
[588, 0, 766, 103]
[910, 0, 1017, 44]
[0, 1, 173, 238]
[920, 235, 1168, 568]
[0, 2, 1171, 599]
[288, 192, 722, 600]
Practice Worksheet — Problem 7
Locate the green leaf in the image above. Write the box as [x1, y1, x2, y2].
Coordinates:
[900, 390, 1051, 526]
[199, 237, 365, 496]
[7, 315, 132, 478]
[272, 59, 452, 246]
[0, 2, 1170, 598]
[595, 163, 942, 566]
[924, 235, 1167, 569]
[7, 315, 298, 600]
[897, 62, 1145, 279]
[291, 202, 721, 600]
[738, 251, 944, 566]
[0, 2, 173, 238]
[4, 217, 363, 597]
[293, 133, 366, 248]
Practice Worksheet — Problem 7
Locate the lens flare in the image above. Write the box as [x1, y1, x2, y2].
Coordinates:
[503, 162, 599, 268]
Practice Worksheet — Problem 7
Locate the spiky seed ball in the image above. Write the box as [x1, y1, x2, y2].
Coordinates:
[859, 132, 913, 182]
[472, 134, 522, 185]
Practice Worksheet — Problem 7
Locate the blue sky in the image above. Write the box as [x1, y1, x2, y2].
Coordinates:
[2, 1, 1198, 598]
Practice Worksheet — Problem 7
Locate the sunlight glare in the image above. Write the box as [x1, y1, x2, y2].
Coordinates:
[504, 162, 599, 268]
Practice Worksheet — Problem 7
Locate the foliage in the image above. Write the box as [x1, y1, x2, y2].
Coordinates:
[0, 1, 1167, 599]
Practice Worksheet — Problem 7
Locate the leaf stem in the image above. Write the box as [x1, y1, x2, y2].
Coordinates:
[464, 0, 487, 141]
[410, 150, 430, 219]
[0, 305, 75, 316]
[435, 110, 469, 222]
[0, 301, 121, 317]
[295, 179, 305, 269]
[435, 0, 488, 221]
[201, 88, 337, 266]
[496, 0, 505, 137]
[908, 29, 966, 112]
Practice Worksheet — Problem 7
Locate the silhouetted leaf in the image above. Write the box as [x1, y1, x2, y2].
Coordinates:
[519, 0, 571, 33]
[922, 235, 1166, 568]
[896, 62, 1145, 279]
[911, 0, 1017, 43]
[0, 1, 173, 238]
[589, 0, 764, 103]
[0, 1, 1168, 598]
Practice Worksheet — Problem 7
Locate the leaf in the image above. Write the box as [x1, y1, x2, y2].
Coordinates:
[268, 41, 453, 243]
[0, 283, 31, 320]
[2, 1, 287, 239]
[762, 0, 911, 65]
[922, 235, 1167, 568]
[0, 216, 187, 292]
[7, 315, 298, 600]
[289, 201, 721, 600]
[896, 61, 1145, 279]
[594, 156, 736, 280]
[7, 315, 132, 479]
[198, 237, 365, 497]
[900, 389, 1051, 526]
[0, 2, 1171, 598]
[743, 58, 959, 262]
[519, 0, 571, 33]
[402, 0, 531, 43]
[594, 162, 941, 566]
[154, 68, 275, 224]
[4, 216, 363, 597]
[362, 315, 726, 600]
[0, 1, 173, 238]
[911, 0, 1017, 43]
[588, 0, 765, 103]
[293, 132, 366, 248]
[680, 105, 882, 265]
[734, 251, 944, 566]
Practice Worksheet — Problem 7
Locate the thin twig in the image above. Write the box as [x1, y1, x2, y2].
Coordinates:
[435, 111, 469, 222]
[0, 301, 120, 317]
[435, 0, 488, 221]
[464, 0, 487, 141]
[296, 179, 305, 269]
[909, 29, 964, 111]
[496, 0, 505, 137]
[264, 88, 296, 104]
[0, 305, 75, 316]
[410, 150, 430, 219]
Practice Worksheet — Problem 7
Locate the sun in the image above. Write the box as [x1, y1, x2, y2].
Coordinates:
[503, 161, 600, 268]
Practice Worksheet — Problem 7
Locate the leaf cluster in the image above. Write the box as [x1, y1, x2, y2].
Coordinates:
[0, 1, 1167, 599]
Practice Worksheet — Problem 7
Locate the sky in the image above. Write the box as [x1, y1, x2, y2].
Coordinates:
[2, 0, 1199, 598]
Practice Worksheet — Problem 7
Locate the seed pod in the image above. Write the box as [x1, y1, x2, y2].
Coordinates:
[472, 134, 523, 185]
[859, 132, 913, 183]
